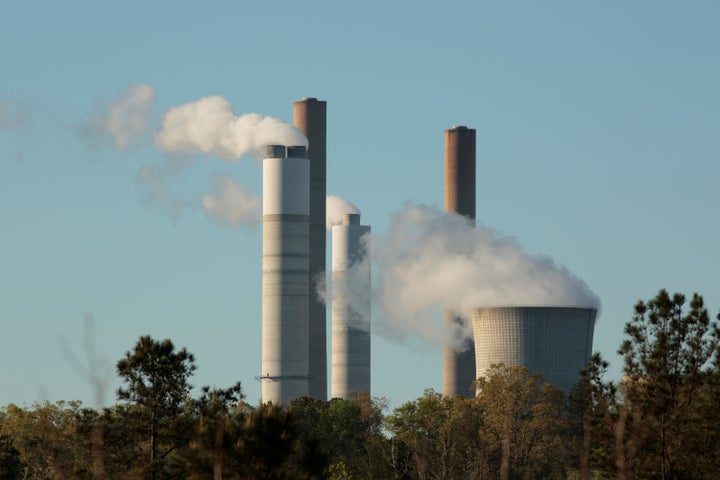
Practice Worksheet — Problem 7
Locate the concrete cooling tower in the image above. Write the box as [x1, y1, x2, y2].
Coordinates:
[261, 145, 310, 404]
[331, 213, 371, 399]
[472, 306, 597, 393]
[293, 97, 328, 400]
[443, 125, 477, 398]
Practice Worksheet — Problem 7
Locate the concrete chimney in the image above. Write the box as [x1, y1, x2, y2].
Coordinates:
[293, 98, 328, 400]
[442, 126, 477, 397]
[331, 213, 371, 399]
[261, 145, 310, 404]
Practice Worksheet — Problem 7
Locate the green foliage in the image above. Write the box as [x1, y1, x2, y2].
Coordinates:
[387, 389, 486, 479]
[0, 401, 94, 480]
[476, 365, 575, 480]
[284, 394, 392, 479]
[0, 412, 22, 480]
[184, 382, 246, 479]
[570, 353, 619, 479]
[617, 289, 720, 480]
[116, 335, 197, 480]
[2, 291, 719, 480]
[241, 402, 296, 479]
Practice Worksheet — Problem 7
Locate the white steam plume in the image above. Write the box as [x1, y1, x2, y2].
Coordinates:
[201, 176, 261, 228]
[371, 203, 601, 345]
[336, 234, 372, 332]
[154, 95, 307, 161]
[85, 84, 155, 149]
[326, 195, 361, 230]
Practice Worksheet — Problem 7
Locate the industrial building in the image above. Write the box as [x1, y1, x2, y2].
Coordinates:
[258, 102, 597, 403]
[442, 126, 477, 397]
[472, 306, 597, 393]
[331, 213, 371, 399]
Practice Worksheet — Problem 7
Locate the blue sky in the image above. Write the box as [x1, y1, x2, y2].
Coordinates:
[1, 1, 718, 409]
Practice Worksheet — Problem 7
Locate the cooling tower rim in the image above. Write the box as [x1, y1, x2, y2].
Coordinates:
[470, 305, 598, 312]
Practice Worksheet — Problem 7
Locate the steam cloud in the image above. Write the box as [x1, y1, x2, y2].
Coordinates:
[154, 95, 307, 161]
[366, 204, 600, 346]
[85, 84, 155, 149]
[201, 177, 261, 227]
[326, 195, 361, 230]
[83, 88, 304, 227]
[335, 235, 372, 332]
[151, 95, 305, 225]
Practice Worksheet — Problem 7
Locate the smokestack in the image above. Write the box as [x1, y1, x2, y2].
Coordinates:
[293, 97, 328, 400]
[331, 213, 371, 399]
[443, 125, 477, 397]
[261, 145, 310, 404]
[473, 306, 597, 393]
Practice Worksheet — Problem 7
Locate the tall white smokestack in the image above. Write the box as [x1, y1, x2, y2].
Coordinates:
[331, 213, 371, 399]
[261, 145, 310, 404]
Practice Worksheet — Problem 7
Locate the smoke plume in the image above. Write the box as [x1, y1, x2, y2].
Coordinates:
[84, 84, 155, 149]
[154, 95, 307, 161]
[201, 176, 261, 228]
[370, 203, 600, 345]
[326, 195, 361, 230]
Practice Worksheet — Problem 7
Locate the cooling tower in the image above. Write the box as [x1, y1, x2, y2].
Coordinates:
[293, 97, 328, 400]
[331, 213, 371, 399]
[472, 306, 597, 393]
[443, 125, 477, 397]
[261, 145, 310, 404]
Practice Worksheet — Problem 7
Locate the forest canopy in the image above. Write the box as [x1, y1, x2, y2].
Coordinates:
[1, 289, 719, 480]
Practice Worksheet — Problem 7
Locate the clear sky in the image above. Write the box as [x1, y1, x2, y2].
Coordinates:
[1, 1, 719, 410]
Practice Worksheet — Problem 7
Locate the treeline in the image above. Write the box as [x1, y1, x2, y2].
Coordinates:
[1, 289, 720, 480]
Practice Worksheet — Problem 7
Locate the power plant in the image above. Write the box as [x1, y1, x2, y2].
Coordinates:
[472, 306, 597, 393]
[258, 98, 597, 403]
[331, 213, 371, 399]
[443, 126, 477, 398]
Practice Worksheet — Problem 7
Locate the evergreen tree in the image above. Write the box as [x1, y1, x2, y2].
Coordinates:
[184, 382, 245, 480]
[617, 289, 720, 480]
[116, 335, 196, 480]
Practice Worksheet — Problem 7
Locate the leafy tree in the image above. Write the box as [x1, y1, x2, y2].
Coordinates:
[617, 289, 720, 480]
[386, 389, 484, 480]
[286, 395, 392, 479]
[116, 335, 197, 480]
[344, 393, 395, 479]
[476, 364, 574, 480]
[0, 401, 94, 479]
[286, 397, 329, 478]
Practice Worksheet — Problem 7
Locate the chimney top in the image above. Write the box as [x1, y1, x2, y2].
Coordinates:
[266, 145, 286, 158]
[286, 145, 307, 158]
[343, 213, 360, 225]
